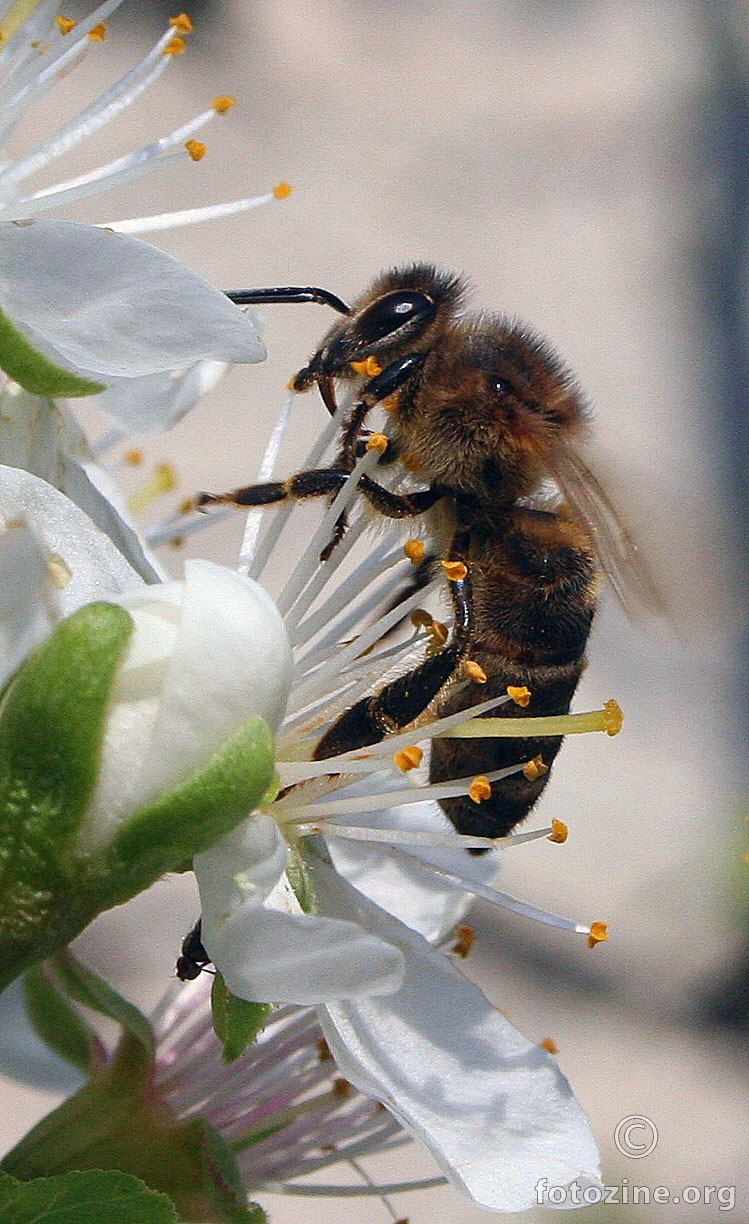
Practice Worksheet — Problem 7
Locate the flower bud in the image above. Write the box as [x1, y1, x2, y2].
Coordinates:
[0, 559, 291, 991]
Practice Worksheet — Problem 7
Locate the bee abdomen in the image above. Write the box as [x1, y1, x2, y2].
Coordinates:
[429, 661, 584, 839]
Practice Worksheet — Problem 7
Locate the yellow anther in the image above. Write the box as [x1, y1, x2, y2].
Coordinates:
[426, 620, 448, 654]
[469, 775, 492, 804]
[128, 463, 178, 515]
[442, 559, 468, 582]
[603, 699, 623, 736]
[463, 659, 487, 684]
[185, 140, 206, 161]
[212, 95, 236, 114]
[587, 921, 609, 948]
[539, 1037, 559, 1055]
[55, 15, 76, 34]
[366, 432, 388, 454]
[350, 355, 383, 378]
[170, 12, 194, 32]
[47, 554, 71, 590]
[394, 745, 423, 772]
[547, 818, 568, 844]
[507, 685, 532, 707]
[404, 538, 425, 564]
[451, 924, 476, 959]
[88, 21, 106, 40]
[273, 181, 292, 200]
[164, 35, 188, 55]
[522, 755, 548, 782]
[179, 496, 197, 516]
[410, 609, 433, 629]
[124, 448, 144, 467]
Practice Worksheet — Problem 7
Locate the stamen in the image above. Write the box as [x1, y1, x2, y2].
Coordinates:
[170, 13, 194, 32]
[54, 16, 76, 35]
[468, 775, 491, 803]
[547, 819, 568, 843]
[365, 432, 388, 454]
[294, 823, 500, 852]
[403, 539, 424, 564]
[273, 180, 292, 198]
[103, 186, 281, 236]
[587, 921, 609, 948]
[522, 755, 547, 781]
[438, 703, 624, 739]
[212, 94, 235, 113]
[128, 462, 178, 515]
[394, 746, 423, 772]
[185, 138, 206, 160]
[462, 659, 487, 683]
[451, 924, 475, 958]
[350, 356, 382, 377]
[164, 35, 187, 55]
[539, 1038, 559, 1055]
[507, 684, 531, 707]
[88, 22, 106, 40]
[441, 559, 467, 582]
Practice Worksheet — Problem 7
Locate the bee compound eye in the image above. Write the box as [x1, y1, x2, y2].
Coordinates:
[355, 291, 436, 344]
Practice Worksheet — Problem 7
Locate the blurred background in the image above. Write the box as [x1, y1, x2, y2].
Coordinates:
[0, 2, 747, 1220]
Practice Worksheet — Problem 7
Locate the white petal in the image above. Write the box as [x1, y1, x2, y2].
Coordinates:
[196, 815, 405, 1004]
[328, 790, 501, 942]
[0, 521, 55, 688]
[0, 465, 144, 614]
[80, 360, 228, 434]
[0, 387, 162, 581]
[0, 219, 265, 377]
[314, 859, 601, 1213]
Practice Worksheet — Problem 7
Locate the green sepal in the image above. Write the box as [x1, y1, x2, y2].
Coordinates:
[211, 973, 273, 1065]
[1, 1032, 261, 1223]
[0, 305, 106, 398]
[23, 967, 103, 1077]
[101, 716, 275, 901]
[45, 950, 154, 1060]
[285, 846, 315, 913]
[0, 1168, 178, 1224]
[0, 604, 134, 989]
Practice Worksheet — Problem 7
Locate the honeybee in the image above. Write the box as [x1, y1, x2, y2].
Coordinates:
[201, 265, 660, 839]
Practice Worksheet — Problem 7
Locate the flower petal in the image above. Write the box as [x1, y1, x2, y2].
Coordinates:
[0, 219, 264, 379]
[328, 793, 502, 943]
[314, 857, 601, 1213]
[0, 521, 55, 689]
[0, 386, 163, 581]
[81, 360, 228, 434]
[0, 465, 144, 614]
[195, 815, 405, 1004]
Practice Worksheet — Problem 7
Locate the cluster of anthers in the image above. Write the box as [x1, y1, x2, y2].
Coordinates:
[146, 386, 620, 953]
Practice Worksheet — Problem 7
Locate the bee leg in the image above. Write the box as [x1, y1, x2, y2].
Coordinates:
[314, 530, 473, 758]
[194, 469, 354, 510]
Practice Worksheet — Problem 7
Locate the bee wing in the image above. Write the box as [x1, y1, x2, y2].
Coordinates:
[545, 437, 670, 623]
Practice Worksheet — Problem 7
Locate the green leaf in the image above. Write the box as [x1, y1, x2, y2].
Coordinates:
[102, 717, 275, 899]
[211, 974, 273, 1065]
[0, 305, 105, 397]
[0, 1168, 177, 1223]
[46, 950, 154, 1061]
[23, 967, 102, 1076]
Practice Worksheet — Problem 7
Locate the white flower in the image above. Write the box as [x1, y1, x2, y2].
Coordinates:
[181, 417, 611, 1212]
[0, 2, 278, 430]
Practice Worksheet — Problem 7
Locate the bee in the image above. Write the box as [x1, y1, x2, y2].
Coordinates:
[175, 918, 212, 981]
[201, 265, 659, 839]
